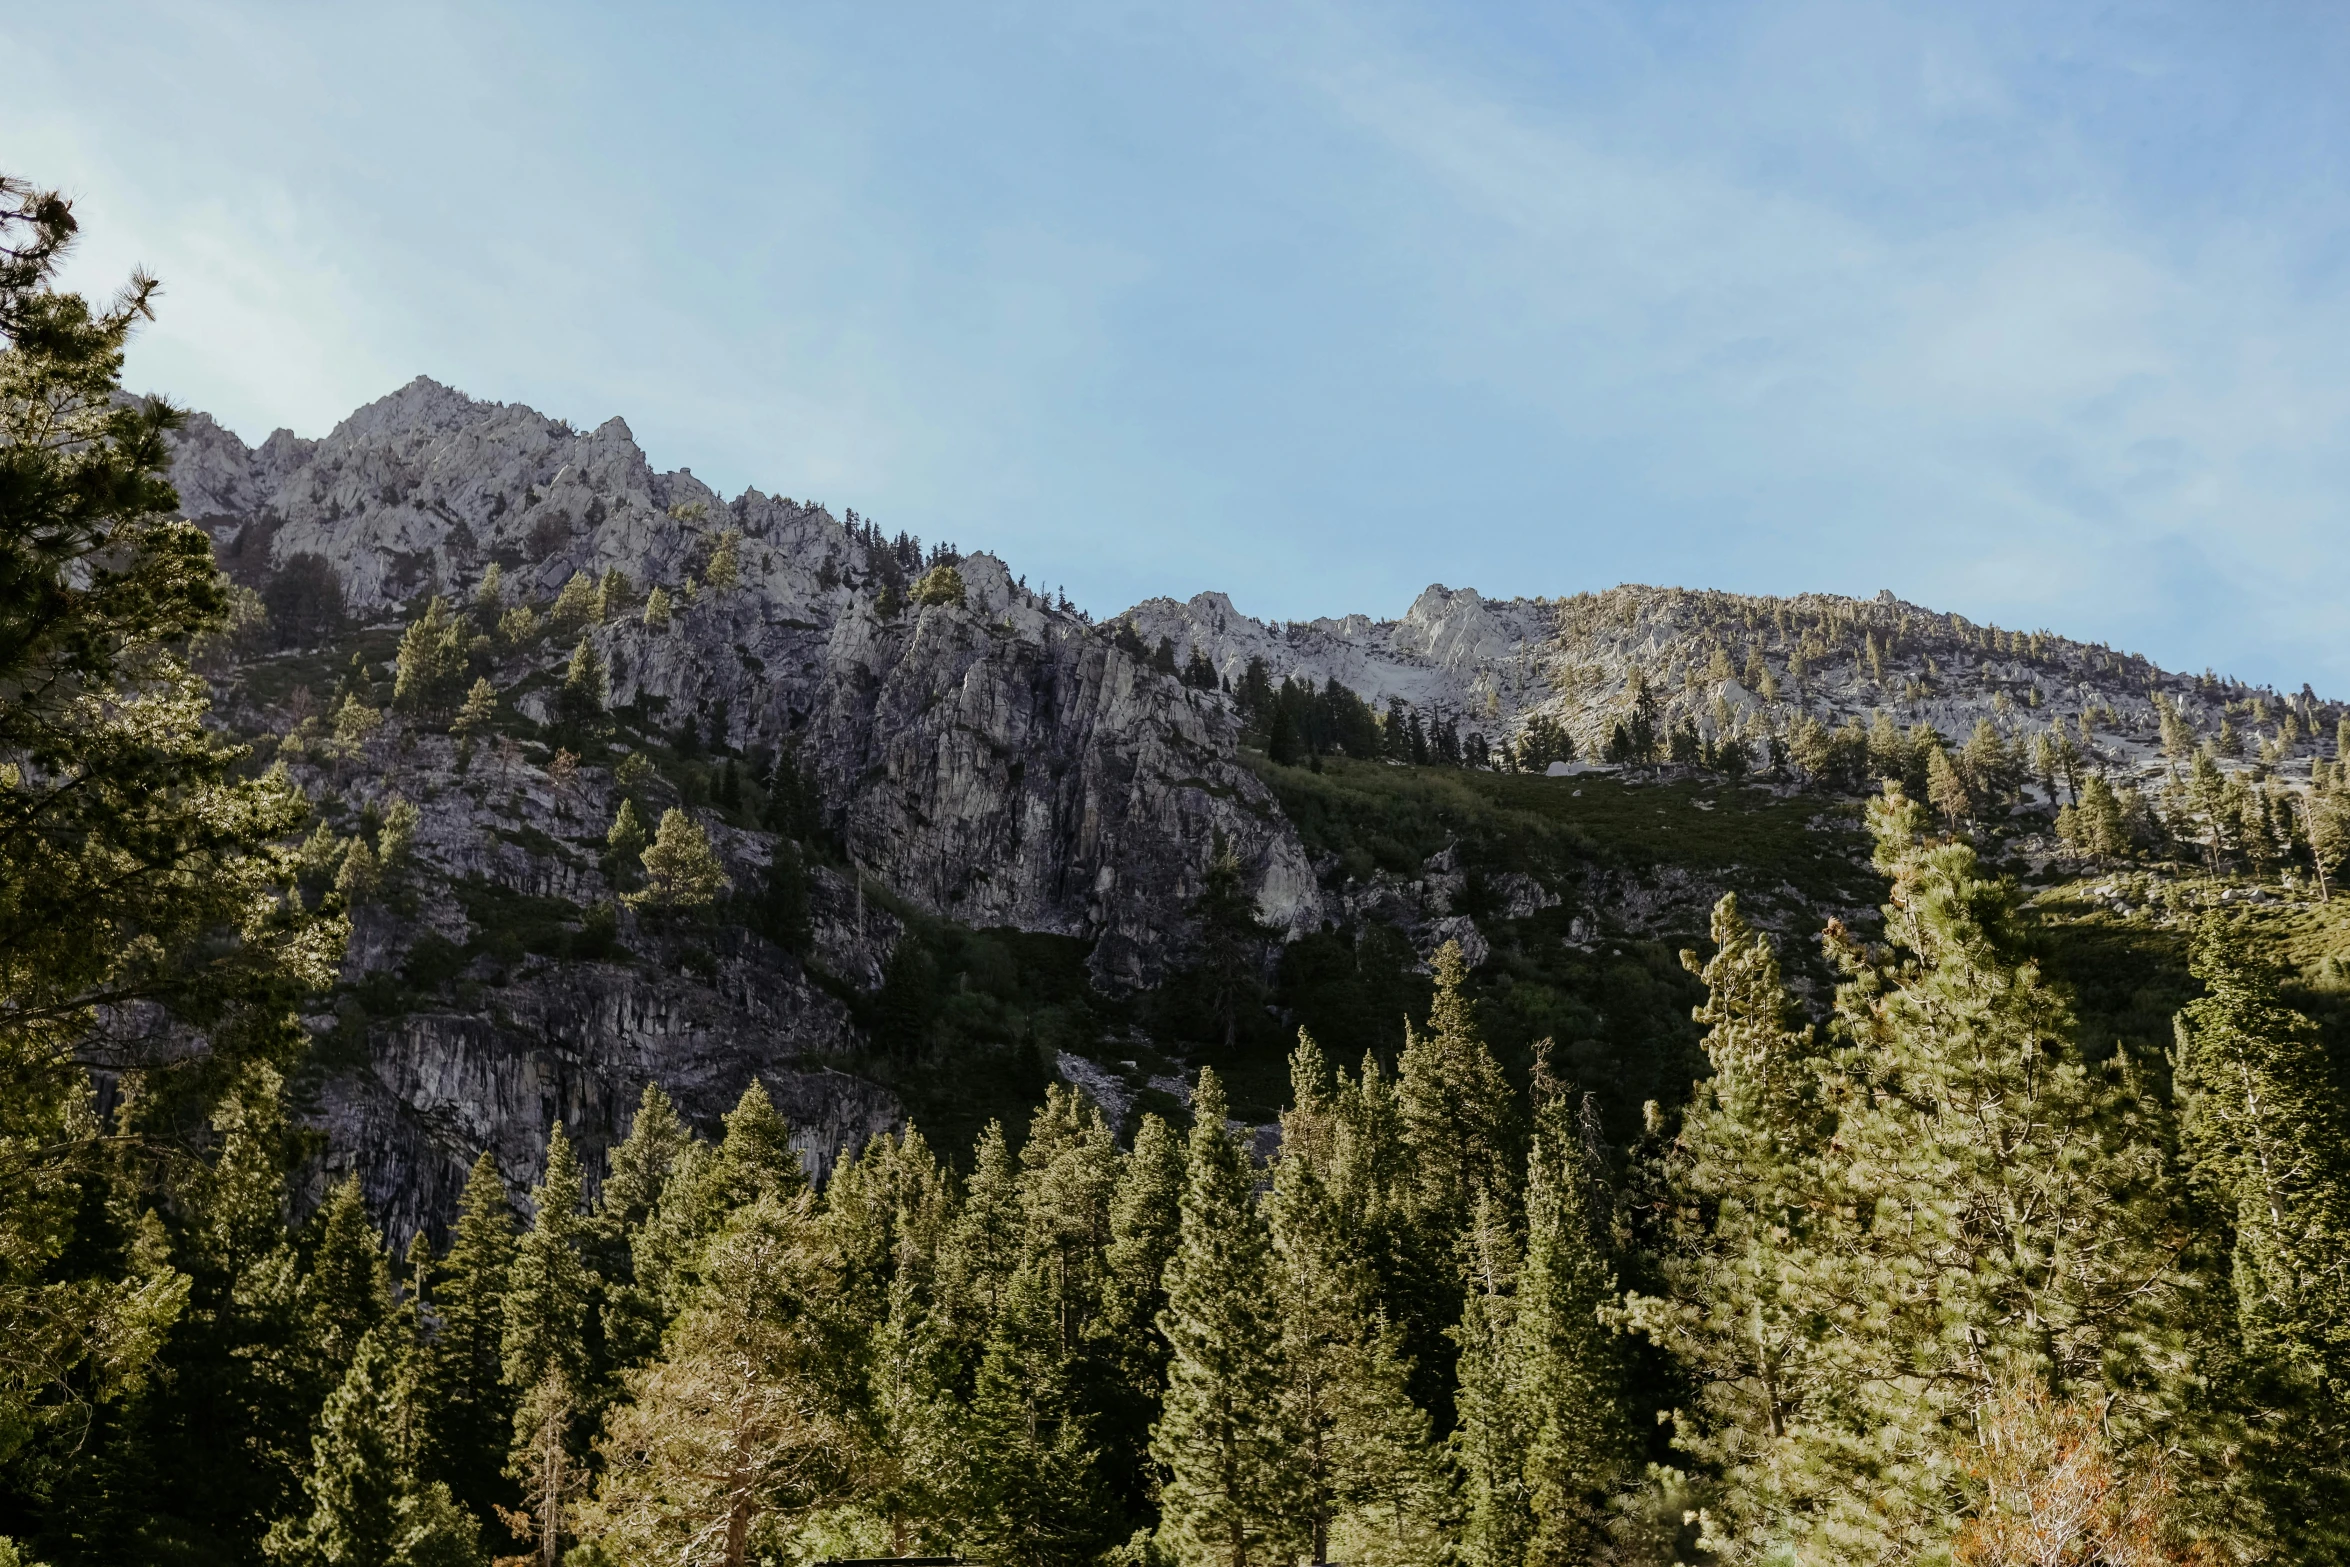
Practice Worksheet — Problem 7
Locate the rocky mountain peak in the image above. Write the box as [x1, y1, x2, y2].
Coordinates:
[171, 381, 1323, 975]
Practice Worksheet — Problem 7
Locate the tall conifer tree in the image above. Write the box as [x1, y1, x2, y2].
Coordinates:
[1270, 1037, 1437, 1566]
[0, 177, 335, 1460]
[592, 1083, 692, 1372]
[1450, 1189, 1532, 1567]
[1621, 894, 1830, 1553]
[1516, 1065, 1632, 1566]
[417, 1152, 514, 1521]
[1396, 941, 1521, 1234]
[263, 1328, 480, 1567]
[585, 1196, 860, 1567]
[1393, 941, 1520, 1424]
[1102, 1112, 1186, 1393]
[304, 1176, 393, 1392]
[502, 1125, 594, 1566]
[2176, 917, 2350, 1555]
[951, 1087, 1124, 1562]
[936, 1120, 1023, 1360]
[1152, 1070, 1290, 1567]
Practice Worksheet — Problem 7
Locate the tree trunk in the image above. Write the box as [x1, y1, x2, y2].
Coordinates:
[2302, 795, 2331, 903]
[727, 1494, 752, 1567]
[539, 1443, 564, 1567]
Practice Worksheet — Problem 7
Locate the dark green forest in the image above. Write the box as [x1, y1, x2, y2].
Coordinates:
[6, 176, 2350, 1567]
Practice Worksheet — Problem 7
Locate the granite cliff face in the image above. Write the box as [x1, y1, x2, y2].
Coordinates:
[177, 378, 1321, 1227]
[180, 378, 1323, 967]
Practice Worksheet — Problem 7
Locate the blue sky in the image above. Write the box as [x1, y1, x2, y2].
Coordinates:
[9, 2, 2350, 691]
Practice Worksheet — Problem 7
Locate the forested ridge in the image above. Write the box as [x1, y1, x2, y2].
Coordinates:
[5, 177, 2350, 1567]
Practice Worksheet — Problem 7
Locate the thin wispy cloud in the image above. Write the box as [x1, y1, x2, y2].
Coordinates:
[6, 1, 2345, 688]
[1296, 3, 2350, 682]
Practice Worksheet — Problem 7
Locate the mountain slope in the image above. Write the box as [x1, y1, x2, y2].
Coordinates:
[174, 378, 1318, 1227]
[1127, 582, 2342, 797]
[172, 378, 2346, 1230]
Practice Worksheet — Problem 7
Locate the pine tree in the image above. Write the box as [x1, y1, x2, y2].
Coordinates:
[1016, 1086, 1120, 1358]
[503, 1126, 593, 1398]
[630, 1081, 807, 1319]
[556, 641, 605, 737]
[1516, 1065, 1632, 1566]
[549, 571, 600, 633]
[504, 1372, 575, 1567]
[332, 693, 385, 770]
[759, 742, 822, 843]
[1097, 1109, 1188, 1531]
[2074, 772, 2128, 864]
[54, 1066, 312, 1561]
[934, 1119, 1024, 1363]
[1191, 848, 1269, 1052]
[1327, 1313, 1436, 1567]
[1396, 940, 1521, 1235]
[502, 1125, 595, 1566]
[910, 562, 964, 608]
[2175, 917, 2350, 1555]
[592, 1083, 694, 1369]
[1741, 787, 2177, 1562]
[0, 176, 334, 1451]
[417, 1151, 514, 1521]
[630, 808, 730, 910]
[857, 1127, 964, 1557]
[1269, 1036, 1437, 1566]
[391, 597, 470, 723]
[263, 1327, 481, 1567]
[704, 530, 743, 595]
[1926, 743, 1971, 828]
[336, 836, 382, 905]
[1266, 700, 1303, 766]
[641, 585, 673, 629]
[604, 798, 648, 892]
[378, 797, 420, 878]
[946, 1089, 1128, 1557]
[1152, 1069, 1291, 1567]
[1450, 1189, 1532, 1567]
[595, 567, 633, 619]
[958, 1259, 1116, 1567]
[1102, 1112, 1186, 1396]
[2306, 781, 2348, 902]
[1621, 893, 1830, 1560]
[2188, 748, 2231, 868]
[825, 1123, 950, 1333]
[451, 677, 497, 769]
[2158, 694, 2193, 758]
[584, 1195, 860, 1567]
[1326, 1045, 1449, 1426]
[710, 1077, 808, 1210]
[596, 1085, 686, 1240]
[304, 1175, 393, 1392]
